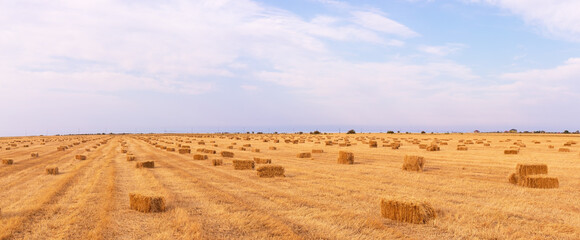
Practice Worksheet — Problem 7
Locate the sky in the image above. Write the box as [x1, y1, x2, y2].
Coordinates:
[1, 0, 579, 136]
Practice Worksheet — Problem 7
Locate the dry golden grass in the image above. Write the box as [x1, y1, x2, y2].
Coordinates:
[0, 133, 579, 239]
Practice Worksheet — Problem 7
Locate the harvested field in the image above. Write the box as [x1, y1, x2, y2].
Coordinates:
[0, 133, 578, 239]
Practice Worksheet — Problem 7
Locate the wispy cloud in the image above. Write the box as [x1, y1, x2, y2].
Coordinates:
[418, 43, 467, 56]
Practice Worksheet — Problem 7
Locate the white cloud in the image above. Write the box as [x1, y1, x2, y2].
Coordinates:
[351, 11, 419, 38]
[241, 85, 259, 91]
[418, 43, 467, 56]
[468, 0, 580, 41]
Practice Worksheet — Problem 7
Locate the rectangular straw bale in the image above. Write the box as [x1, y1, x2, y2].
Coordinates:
[136, 161, 155, 168]
[312, 149, 324, 153]
[75, 155, 87, 160]
[233, 160, 254, 170]
[252, 148, 260, 153]
[2, 159, 13, 165]
[193, 154, 208, 160]
[391, 142, 401, 149]
[337, 151, 354, 164]
[127, 155, 136, 161]
[253, 157, 272, 164]
[257, 165, 285, 178]
[269, 146, 277, 150]
[516, 164, 548, 176]
[558, 148, 570, 152]
[203, 149, 217, 154]
[212, 159, 223, 166]
[426, 144, 440, 151]
[46, 167, 59, 175]
[297, 152, 311, 158]
[369, 141, 378, 148]
[178, 148, 191, 154]
[518, 175, 559, 189]
[457, 145, 468, 151]
[129, 193, 166, 213]
[31, 152, 39, 158]
[402, 155, 425, 172]
[504, 149, 519, 154]
[220, 151, 234, 158]
[380, 198, 436, 224]
[508, 173, 519, 184]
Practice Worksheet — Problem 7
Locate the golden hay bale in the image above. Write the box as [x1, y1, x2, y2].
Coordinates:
[426, 144, 440, 151]
[212, 159, 223, 166]
[127, 155, 136, 161]
[129, 193, 166, 213]
[193, 154, 208, 160]
[402, 155, 425, 172]
[166, 148, 175, 152]
[457, 145, 468, 151]
[46, 167, 59, 175]
[297, 152, 312, 158]
[178, 148, 191, 154]
[2, 159, 14, 165]
[504, 149, 519, 155]
[227, 146, 234, 149]
[85, 148, 91, 152]
[269, 146, 277, 150]
[516, 164, 548, 176]
[380, 198, 436, 224]
[196, 148, 205, 152]
[369, 141, 378, 148]
[337, 151, 354, 164]
[518, 175, 559, 189]
[75, 155, 87, 160]
[312, 149, 324, 153]
[418, 144, 427, 149]
[253, 157, 272, 164]
[558, 148, 570, 152]
[203, 149, 216, 154]
[257, 165, 285, 178]
[136, 161, 155, 168]
[232, 160, 254, 170]
[325, 141, 333, 146]
[391, 142, 401, 149]
[30, 152, 39, 158]
[57, 146, 67, 151]
[548, 145, 555, 149]
[121, 149, 128, 153]
[252, 148, 260, 153]
[220, 151, 234, 158]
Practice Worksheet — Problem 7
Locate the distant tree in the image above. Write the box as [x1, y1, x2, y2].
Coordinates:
[563, 130, 570, 134]
[421, 131, 426, 134]
[509, 129, 517, 133]
[297, 131, 303, 134]
[312, 130, 321, 135]
[346, 129, 356, 134]
[387, 131, 394, 134]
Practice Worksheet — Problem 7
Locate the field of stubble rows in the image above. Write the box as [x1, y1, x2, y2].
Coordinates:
[0, 133, 579, 239]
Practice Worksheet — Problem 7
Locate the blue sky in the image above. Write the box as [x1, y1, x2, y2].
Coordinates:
[1, 0, 579, 136]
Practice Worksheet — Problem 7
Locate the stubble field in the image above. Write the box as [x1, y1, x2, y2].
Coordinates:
[0, 133, 579, 239]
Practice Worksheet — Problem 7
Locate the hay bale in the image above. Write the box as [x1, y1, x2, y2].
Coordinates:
[504, 149, 519, 154]
[402, 155, 425, 172]
[30, 152, 39, 158]
[391, 142, 401, 149]
[558, 148, 571, 152]
[166, 148, 175, 152]
[518, 175, 559, 189]
[193, 154, 208, 160]
[252, 148, 260, 153]
[121, 149, 128, 153]
[203, 149, 216, 154]
[426, 144, 440, 151]
[253, 157, 272, 164]
[380, 198, 436, 224]
[312, 149, 324, 153]
[257, 165, 285, 178]
[212, 159, 223, 166]
[337, 151, 354, 164]
[136, 161, 155, 168]
[57, 146, 67, 151]
[2, 159, 14, 165]
[269, 146, 277, 150]
[233, 160, 254, 170]
[75, 155, 87, 160]
[178, 148, 191, 154]
[369, 141, 377, 148]
[516, 164, 548, 176]
[220, 151, 234, 158]
[457, 145, 468, 151]
[129, 193, 166, 213]
[46, 167, 59, 175]
[127, 155, 136, 161]
[297, 152, 311, 158]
